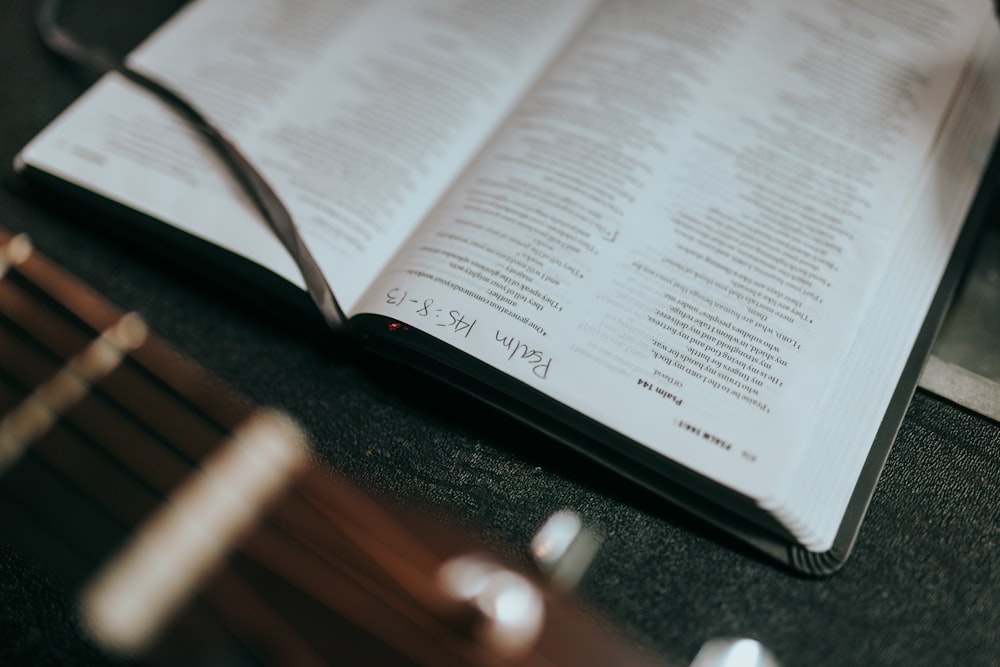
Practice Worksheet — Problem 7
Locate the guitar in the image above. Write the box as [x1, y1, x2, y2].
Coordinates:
[0, 225, 667, 666]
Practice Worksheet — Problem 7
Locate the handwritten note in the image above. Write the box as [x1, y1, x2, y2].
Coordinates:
[385, 288, 477, 338]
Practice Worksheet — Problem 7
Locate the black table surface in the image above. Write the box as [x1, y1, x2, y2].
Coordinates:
[2, 2, 999, 665]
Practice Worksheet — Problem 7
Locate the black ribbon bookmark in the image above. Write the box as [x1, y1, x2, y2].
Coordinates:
[34, 0, 347, 329]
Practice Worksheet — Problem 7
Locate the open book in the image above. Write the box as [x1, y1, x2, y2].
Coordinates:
[16, 0, 1000, 574]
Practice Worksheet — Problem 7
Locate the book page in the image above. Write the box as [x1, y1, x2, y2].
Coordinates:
[787, 24, 1000, 546]
[359, 0, 993, 547]
[19, 0, 598, 312]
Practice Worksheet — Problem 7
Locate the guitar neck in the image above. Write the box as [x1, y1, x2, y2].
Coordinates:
[0, 227, 661, 667]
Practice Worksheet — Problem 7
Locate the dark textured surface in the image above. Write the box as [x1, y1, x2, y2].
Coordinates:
[1, 2, 999, 665]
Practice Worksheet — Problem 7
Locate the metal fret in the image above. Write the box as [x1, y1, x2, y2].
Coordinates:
[0, 233, 32, 281]
[0, 313, 149, 472]
[81, 409, 308, 654]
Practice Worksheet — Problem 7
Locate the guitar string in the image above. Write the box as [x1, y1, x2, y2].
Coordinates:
[0, 311, 361, 662]
[0, 317, 147, 473]
[198, 561, 331, 667]
[0, 335, 161, 528]
[0, 317, 330, 661]
[6, 413, 483, 665]
[0, 306, 197, 492]
[0, 234, 115, 580]
[2, 257, 335, 542]
[234, 511, 486, 667]
[2, 373, 259, 658]
[0, 320, 200, 575]
[0, 272, 341, 658]
[35, 0, 347, 329]
[2, 228, 252, 447]
[0, 341, 347, 662]
[0, 424, 309, 665]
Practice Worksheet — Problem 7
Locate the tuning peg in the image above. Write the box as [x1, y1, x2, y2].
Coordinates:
[437, 553, 546, 659]
[529, 510, 600, 593]
[689, 638, 780, 667]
